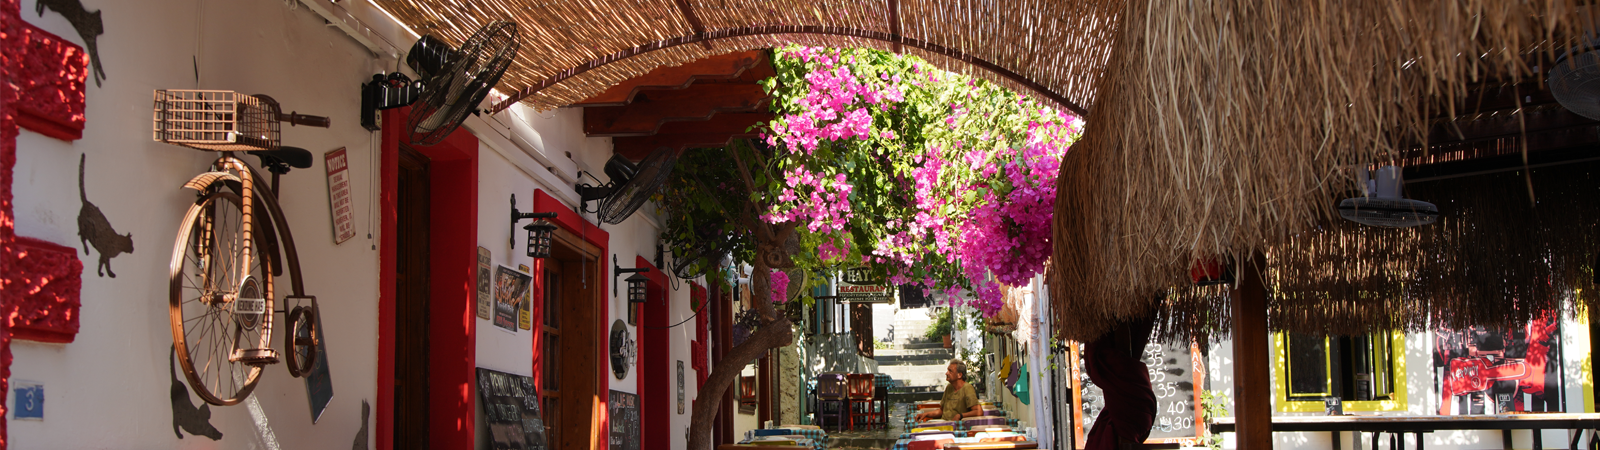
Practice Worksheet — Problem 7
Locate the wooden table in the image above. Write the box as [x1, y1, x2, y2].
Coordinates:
[1209, 414, 1600, 449]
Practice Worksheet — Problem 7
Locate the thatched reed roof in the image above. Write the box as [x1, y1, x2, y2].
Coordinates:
[1048, 0, 1600, 342]
[370, 0, 1599, 342]
[369, 0, 1125, 113]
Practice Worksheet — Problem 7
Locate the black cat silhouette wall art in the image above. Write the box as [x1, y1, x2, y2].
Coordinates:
[170, 345, 223, 440]
[352, 400, 370, 450]
[35, 0, 105, 86]
[78, 154, 131, 277]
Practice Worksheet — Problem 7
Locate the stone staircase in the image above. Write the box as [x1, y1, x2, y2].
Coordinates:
[879, 310, 952, 404]
[821, 309, 952, 449]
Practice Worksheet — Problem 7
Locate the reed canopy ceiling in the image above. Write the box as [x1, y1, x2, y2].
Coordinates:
[371, 0, 1600, 342]
[369, 0, 1125, 113]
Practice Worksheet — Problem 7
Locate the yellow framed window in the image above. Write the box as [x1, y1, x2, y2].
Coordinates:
[1274, 331, 1406, 412]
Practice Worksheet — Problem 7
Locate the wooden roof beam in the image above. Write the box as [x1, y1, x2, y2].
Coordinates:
[612, 132, 757, 160]
[573, 51, 766, 107]
[672, 0, 714, 51]
[583, 84, 771, 136]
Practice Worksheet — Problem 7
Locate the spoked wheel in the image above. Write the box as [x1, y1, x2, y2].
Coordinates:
[285, 305, 318, 378]
[169, 188, 275, 406]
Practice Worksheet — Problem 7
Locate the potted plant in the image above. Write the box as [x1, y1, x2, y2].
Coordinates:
[925, 308, 953, 348]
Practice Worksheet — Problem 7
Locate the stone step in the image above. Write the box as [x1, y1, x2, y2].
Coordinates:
[890, 391, 943, 402]
[876, 347, 947, 357]
[901, 341, 948, 350]
[875, 354, 954, 365]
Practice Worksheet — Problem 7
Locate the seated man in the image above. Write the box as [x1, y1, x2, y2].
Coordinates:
[914, 359, 983, 422]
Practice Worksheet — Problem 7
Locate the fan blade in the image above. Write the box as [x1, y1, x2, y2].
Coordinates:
[407, 21, 519, 146]
[599, 147, 682, 224]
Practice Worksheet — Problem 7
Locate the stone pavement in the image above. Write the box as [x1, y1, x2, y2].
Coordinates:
[824, 402, 913, 450]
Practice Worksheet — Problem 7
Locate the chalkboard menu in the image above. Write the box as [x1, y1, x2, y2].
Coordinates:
[609, 390, 640, 450]
[475, 368, 547, 450]
[1072, 340, 1205, 448]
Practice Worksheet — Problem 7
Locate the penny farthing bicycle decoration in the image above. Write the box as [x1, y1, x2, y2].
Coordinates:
[154, 89, 327, 405]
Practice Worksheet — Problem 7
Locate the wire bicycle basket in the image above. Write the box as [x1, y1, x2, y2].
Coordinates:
[153, 90, 280, 151]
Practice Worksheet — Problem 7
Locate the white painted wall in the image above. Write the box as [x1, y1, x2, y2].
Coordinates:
[470, 103, 697, 448]
[7, 0, 695, 447]
[10, 0, 385, 448]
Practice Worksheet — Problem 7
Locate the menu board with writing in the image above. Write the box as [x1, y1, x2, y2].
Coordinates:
[1072, 340, 1205, 447]
[609, 390, 640, 450]
[475, 368, 547, 450]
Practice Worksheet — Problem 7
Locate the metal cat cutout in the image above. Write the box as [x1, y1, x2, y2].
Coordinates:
[35, 0, 104, 86]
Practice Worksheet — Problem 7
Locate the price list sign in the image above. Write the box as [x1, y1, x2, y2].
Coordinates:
[1072, 340, 1206, 447]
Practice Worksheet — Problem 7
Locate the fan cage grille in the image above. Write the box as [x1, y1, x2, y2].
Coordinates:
[153, 90, 280, 151]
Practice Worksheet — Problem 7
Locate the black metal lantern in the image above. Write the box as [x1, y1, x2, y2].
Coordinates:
[613, 255, 650, 300]
[625, 272, 649, 303]
[510, 194, 559, 258]
[523, 220, 557, 258]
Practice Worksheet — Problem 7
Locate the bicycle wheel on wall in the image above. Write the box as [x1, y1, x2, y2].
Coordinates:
[169, 188, 275, 406]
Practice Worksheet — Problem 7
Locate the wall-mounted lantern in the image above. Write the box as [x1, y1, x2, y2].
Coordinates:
[614, 255, 650, 303]
[510, 194, 559, 258]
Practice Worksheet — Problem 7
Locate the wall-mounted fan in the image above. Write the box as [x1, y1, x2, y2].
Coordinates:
[360, 21, 519, 146]
[1337, 165, 1439, 227]
[1550, 41, 1600, 121]
[577, 146, 681, 224]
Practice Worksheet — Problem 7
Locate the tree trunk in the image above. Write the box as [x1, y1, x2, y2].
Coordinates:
[686, 245, 793, 450]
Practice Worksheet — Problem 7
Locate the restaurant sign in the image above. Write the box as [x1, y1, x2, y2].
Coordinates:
[839, 267, 892, 303]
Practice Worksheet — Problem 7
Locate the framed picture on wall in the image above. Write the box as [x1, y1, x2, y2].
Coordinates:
[476, 247, 492, 320]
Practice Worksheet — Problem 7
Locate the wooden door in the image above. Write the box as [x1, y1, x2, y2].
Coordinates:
[541, 262, 562, 449]
[393, 146, 431, 449]
[549, 228, 602, 450]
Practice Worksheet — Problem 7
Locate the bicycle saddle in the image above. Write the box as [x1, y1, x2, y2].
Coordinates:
[249, 147, 314, 174]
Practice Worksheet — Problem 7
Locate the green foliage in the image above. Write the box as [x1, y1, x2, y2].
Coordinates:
[657, 140, 767, 277]
[924, 307, 953, 341]
[1200, 390, 1231, 450]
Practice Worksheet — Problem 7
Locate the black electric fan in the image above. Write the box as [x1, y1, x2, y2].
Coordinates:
[1550, 39, 1600, 121]
[360, 21, 519, 146]
[577, 146, 681, 224]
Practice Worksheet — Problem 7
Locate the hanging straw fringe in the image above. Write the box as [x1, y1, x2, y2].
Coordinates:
[1051, 0, 1595, 343]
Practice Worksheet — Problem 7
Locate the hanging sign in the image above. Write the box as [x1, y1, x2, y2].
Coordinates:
[839, 267, 892, 303]
[324, 148, 356, 244]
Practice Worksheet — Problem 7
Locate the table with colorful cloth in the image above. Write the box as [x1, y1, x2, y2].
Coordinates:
[738, 428, 826, 450]
[892, 434, 1037, 450]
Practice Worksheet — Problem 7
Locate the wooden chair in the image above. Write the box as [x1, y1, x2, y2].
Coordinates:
[846, 373, 878, 430]
[815, 373, 848, 431]
[873, 384, 891, 428]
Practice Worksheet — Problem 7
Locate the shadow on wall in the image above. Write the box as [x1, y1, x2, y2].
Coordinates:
[803, 334, 879, 375]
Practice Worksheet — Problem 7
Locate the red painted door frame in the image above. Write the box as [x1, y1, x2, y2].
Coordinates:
[378, 109, 478, 450]
[529, 189, 611, 450]
[637, 256, 670, 450]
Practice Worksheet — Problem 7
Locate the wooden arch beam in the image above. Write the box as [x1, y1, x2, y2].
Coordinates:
[488, 25, 1089, 117]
